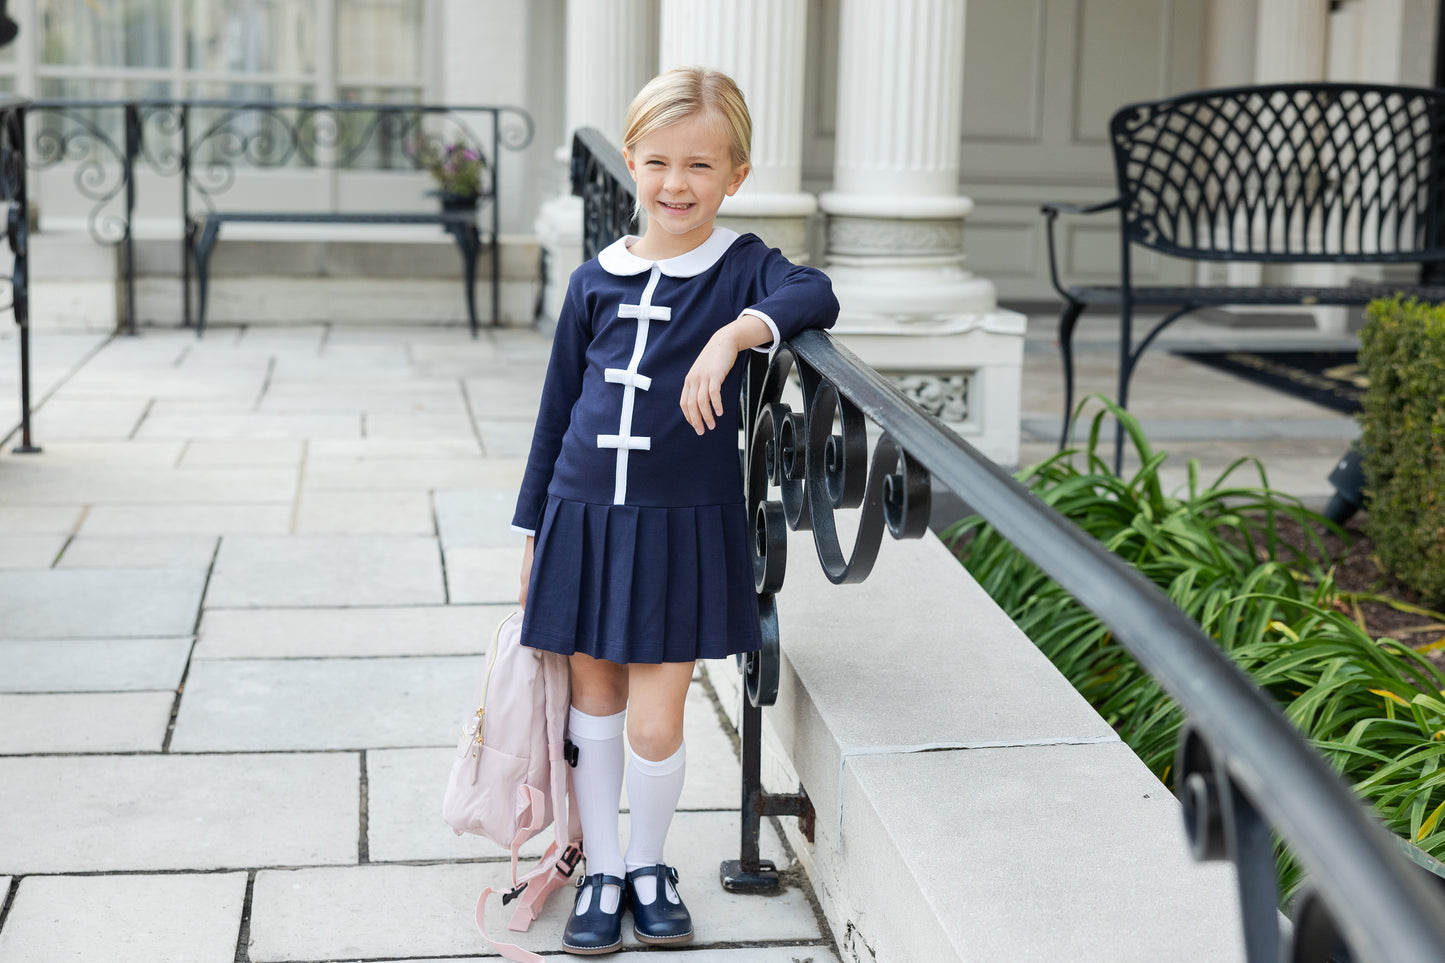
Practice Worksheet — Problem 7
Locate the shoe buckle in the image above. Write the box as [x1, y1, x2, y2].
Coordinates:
[558, 844, 583, 878]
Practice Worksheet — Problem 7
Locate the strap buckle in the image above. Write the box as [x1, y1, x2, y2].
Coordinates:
[502, 882, 528, 906]
[558, 844, 583, 878]
[563, 739, 579, 767]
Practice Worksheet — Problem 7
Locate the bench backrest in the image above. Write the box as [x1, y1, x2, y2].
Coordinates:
[1111, 82, 1445, 263]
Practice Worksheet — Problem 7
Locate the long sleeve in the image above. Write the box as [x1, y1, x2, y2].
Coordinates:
[733, 238, 839, 351]
[511, 275, 592, 535]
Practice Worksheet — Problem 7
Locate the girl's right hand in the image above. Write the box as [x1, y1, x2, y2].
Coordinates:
[519, 536, 534, 609]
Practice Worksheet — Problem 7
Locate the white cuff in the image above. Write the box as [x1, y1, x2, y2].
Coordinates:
[741, 308, 780, 354]
[510, 524, 536, 537]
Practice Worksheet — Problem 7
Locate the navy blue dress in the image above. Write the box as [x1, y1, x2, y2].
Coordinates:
[511, 228, 839, 664]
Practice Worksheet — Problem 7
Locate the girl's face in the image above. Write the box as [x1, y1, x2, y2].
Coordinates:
[625, 111, 749, 258]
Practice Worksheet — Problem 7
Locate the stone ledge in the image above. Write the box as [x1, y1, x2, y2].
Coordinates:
[703, 529, 1245, 962]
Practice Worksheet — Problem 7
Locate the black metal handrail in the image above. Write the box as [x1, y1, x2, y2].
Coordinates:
[24, 98, 534, 334]
[0, 95, 34, 455]
[569, 125, 1445, 962]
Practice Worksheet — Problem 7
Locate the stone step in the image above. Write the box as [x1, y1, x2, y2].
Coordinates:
[704, 530, 1246, 962]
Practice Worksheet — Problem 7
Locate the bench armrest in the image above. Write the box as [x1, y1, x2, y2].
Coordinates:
[1040, 198, 1121, 298]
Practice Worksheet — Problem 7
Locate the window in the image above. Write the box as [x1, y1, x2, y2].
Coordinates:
[3, 0, 430, 106]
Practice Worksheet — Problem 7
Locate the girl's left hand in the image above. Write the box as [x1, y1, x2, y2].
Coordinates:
[680, 326, 742, 434]
[681, 313, 770, 434]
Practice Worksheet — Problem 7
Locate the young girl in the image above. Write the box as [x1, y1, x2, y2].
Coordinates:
[511, 66, 838, 955]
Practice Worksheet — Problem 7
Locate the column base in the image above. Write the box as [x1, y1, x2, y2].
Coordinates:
[719, 190, 818, 263]
[834, 312, 1027, 468]
[534, 194, 583, 331]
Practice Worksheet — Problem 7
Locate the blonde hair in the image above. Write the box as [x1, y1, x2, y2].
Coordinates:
[623, 66, 752, 170]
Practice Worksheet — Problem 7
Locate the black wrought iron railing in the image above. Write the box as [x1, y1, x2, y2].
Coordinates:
[0, 96, 34, 455]
[569, 126, 1445, 962]
[25, 98, 534, 334]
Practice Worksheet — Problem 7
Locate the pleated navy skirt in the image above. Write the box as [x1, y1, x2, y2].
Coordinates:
[520, 494, 763, 664]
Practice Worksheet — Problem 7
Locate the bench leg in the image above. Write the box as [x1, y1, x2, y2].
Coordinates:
[446, 222, 482, 338]
[193, 219, 222, 339]
[1057, 298, 1086, 450]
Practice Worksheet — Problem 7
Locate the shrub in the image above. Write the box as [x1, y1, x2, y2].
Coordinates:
[1359, 297, 1445, 606]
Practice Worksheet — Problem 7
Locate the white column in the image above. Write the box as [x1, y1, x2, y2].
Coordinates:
[819, 0, 1024, 465]
[1255, 0, 1327, 83]
[658, 0, 816, 261]
[535, 0, 658, 327]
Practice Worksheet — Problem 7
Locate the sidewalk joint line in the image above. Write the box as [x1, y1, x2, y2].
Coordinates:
[358, 751, 370, 864]
[0, 875, 17, 939]
[232, 870, 255, 963]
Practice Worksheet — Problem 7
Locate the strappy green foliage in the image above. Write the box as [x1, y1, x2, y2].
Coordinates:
[943, 400, 1445, 893]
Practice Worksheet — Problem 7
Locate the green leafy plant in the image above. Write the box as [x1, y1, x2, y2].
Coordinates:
[944, 400, 1445, 893]
[1359, 297, 1445, 607]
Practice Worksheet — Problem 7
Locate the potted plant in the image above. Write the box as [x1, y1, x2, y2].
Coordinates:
[412, 135, 488, 210]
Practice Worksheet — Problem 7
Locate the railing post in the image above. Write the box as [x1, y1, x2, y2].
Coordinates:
[180, 103, 192, 329]
[9, 102, 38, 454]
[122, 102, 138, 336]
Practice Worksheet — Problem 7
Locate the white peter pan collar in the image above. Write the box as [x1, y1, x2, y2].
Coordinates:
[597, 228, 742, 278]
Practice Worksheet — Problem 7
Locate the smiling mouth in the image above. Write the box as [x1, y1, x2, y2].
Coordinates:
[659, 201, 694, 211]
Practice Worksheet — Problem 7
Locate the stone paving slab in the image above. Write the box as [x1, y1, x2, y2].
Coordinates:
[0, 692, 175, 753]
[302, 456, 524, 491]
[295, 490, 436, 534]
[56, 534, 219, 568]
[195, 604, 503, 659]
[258, 382, 468, 413]
[0, 637, 192, 692]
[179, 439, 306, 468]
[207, 534, 446, 607]
[3, 440, 184, 468]
[307, 437, 482, 459]
[0, 872, 248, 963]
[247, 811, 810, 962]
[435, 489, 520, 548]
[0, 505, 83, 534]
[169, 655, 483, 751]
[0, 464, 299, 505]
[365, 410, 480, 440]
[0, 752, 359, 873]
[0, 567, 208, 639]
[463, 376, 544, 421]
[0, 533, 66, 568]
[29, 397, 151, 440]
[77, 503, 292, 536]
[477, 419, 537, 456]
[445, 546, 523, 604]
[135, 410, 363, 440]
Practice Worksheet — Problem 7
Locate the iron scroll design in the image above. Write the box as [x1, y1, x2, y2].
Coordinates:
[568, 125, 1445, 959]
[570, 126, 638, 260]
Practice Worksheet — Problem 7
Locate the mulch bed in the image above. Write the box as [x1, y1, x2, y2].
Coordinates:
[1262, 511, 1445, 671]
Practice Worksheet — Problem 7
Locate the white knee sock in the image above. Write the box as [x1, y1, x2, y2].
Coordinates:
[624, 741, 686, 905]
[568, 707, 626, 914]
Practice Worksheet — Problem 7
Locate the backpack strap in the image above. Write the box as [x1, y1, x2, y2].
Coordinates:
[475, 886, 544, 963]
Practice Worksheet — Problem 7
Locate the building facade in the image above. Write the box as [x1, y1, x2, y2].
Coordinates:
[5, 0, 1439, 462]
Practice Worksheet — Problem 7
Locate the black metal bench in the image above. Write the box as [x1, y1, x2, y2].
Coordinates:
[1043, 82, 1445, 463]
[188, 210, 484, 336]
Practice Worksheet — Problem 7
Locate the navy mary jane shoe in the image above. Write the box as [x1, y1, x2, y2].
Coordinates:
[624, 864, 693, 945]
[561, 872, 626, 955]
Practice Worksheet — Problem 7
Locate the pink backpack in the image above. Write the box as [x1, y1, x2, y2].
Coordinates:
[443, 611, 582, 963]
